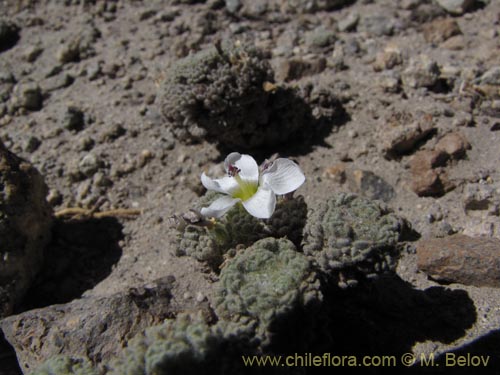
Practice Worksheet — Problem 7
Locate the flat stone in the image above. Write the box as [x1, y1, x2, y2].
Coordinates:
[422, 18, 462, 45]
[417, 234, 500, 287]
[0, 277, 176, 373]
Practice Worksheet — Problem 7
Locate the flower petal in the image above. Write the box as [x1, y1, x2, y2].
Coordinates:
[201, 173, 239, 194]
[224, 152, 259, 183]
[242, 187, 276, 219]
[260, 158, 305, 195]
[213, 176, 240, 194]
[200, 196, 240, 218]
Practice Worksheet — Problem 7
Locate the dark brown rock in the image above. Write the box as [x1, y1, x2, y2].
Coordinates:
[412, 169, 443, 196]
[409, 149, 449, 174]
[0, 141, 53, 318]
[0, 277, 176, 373]
[411, 168, 453, 197]
[422, 18, 462, 45]
[417, 234, 500, 287]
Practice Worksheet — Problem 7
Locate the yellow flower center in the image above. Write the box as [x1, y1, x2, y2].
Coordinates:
[232, 174, 258, 201]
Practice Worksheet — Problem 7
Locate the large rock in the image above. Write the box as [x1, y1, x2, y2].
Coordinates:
[0, 277, 175, 373]
[0, 141, 52, 318]
[417, 234, 500, 287]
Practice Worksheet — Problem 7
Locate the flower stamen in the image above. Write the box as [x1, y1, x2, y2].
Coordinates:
[228, 164, 258, 201]
[227, 164, 241, 177]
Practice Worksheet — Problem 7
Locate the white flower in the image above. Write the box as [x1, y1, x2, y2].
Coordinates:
[200, 152, 305, 219]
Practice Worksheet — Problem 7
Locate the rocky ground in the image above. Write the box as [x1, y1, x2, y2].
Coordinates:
[0, 0, 500, 374]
